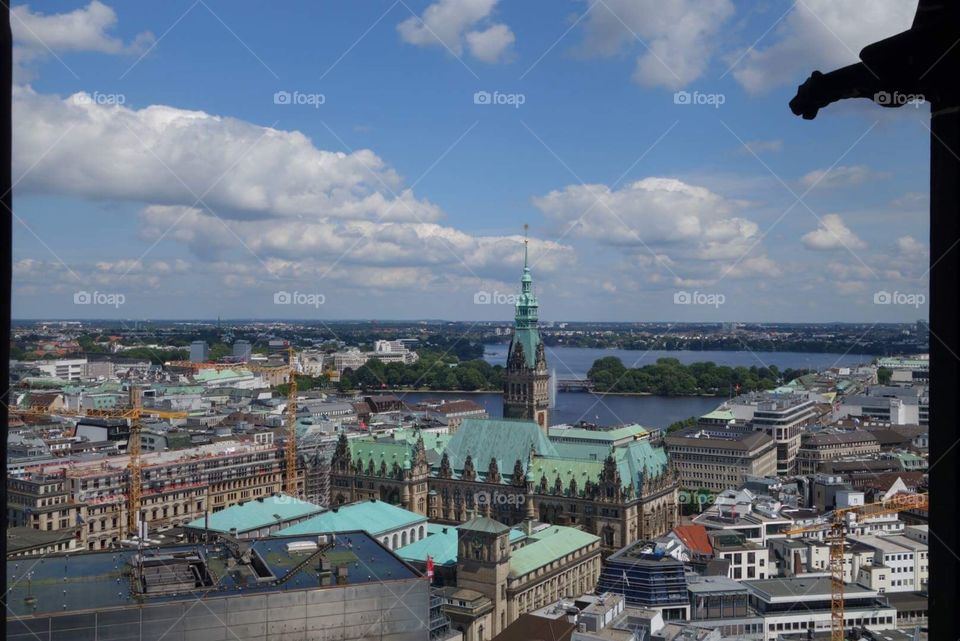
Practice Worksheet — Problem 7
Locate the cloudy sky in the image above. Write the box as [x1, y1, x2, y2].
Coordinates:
[11, 1, 931, 322]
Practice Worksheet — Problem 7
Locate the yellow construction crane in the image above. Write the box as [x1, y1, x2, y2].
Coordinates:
[784, 492, 929, 641]
[285, 346, 298, 496]
[12, 386, 188, 540]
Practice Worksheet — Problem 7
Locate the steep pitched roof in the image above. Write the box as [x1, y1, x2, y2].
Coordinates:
[672, 524, 713, 556]
[444, 418, 558, 477]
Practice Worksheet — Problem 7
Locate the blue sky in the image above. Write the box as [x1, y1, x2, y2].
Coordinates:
[11, 1, 931, 322]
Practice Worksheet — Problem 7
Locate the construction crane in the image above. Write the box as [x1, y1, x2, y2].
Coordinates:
[12, 386, 188, 541]
[285, 346, 299, 496]
[784, 492, 929, 641]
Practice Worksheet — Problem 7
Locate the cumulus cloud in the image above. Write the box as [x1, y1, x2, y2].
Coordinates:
[397, 0, 514, 63]
[533, 177, 777, 283]
[800, 165, 884, 190]
[802, 214, 867, 251]
[13, 1, 153, 71]
[13, 86, 442, 224]
[576, 0, 735, 89]
[731, 1, 915, 95]
[896, 235, 926, 256]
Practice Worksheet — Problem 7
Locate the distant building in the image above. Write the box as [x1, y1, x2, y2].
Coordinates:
[665, 426, 776, 492]
[232, 339, 252, 361]
[795, 429, 881, 474]
[35, 358, 86, 381]
[189, 340, 208, 363]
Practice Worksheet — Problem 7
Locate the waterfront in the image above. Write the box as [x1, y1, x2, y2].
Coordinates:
[397, 390, 722, 430]
[482, 344, 874, 378]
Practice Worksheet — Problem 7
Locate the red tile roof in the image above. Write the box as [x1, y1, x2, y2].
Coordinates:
[673, 524, 713, 556]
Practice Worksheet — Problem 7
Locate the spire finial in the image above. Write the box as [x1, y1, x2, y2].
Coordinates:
[523, 224, 529, 269]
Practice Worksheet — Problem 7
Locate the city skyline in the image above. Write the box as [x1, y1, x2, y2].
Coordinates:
[12, 1, 930, 322]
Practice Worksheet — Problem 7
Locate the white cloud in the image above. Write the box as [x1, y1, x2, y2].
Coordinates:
[465, 23, 515, 63]
[533, 177, 777, 283]
[731, 0, 915, 94]
[802, 214, 867, 251]
[896, 235, 926, 256]
[576, 0, 735, 89]
[13, 1, 153, 66]
[13, 86, 442, 224]
[397, 0, 514, 63]
[800, 165, 883, 190]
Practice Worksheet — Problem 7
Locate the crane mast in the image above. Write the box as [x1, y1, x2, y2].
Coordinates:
[785, 492, 928, 641]
[285, 346, 298, 496]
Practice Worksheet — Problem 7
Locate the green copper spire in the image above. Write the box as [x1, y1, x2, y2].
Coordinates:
[515, 228, 538, 330]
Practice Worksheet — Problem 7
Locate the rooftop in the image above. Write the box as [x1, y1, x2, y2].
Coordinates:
[277, 499, 426, 538]
[184, 494, 323, 534]
[6, 531, 419, 618]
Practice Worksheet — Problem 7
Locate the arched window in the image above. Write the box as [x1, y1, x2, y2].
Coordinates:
[419, 525, 425, 540]
[401, 531, 408, 546]
[392, 533, 398, 548]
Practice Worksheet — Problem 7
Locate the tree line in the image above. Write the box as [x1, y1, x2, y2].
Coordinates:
[587, 356, 811, 396]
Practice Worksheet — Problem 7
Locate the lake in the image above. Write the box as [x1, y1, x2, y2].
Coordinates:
[397, 390, 723, 431]
[482, 344, 873, 379]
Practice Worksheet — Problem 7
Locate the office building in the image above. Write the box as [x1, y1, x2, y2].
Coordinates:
[189, 340, 208, 363]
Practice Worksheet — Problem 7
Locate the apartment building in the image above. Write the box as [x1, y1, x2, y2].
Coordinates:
[7, 440, 286, 550]
[851, 534, 929, 593]
[665, 427, 777, 492]
[796, 429, 881, 474]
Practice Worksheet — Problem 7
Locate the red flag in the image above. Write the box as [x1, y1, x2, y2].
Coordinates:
[426, 555, 434, 579]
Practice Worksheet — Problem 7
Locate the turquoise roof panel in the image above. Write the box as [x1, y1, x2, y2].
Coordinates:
[276, 500, 426, 538]
[184, 494, 323, 534]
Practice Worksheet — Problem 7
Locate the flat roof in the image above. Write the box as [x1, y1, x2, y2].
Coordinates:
[184, 494, 323, 534]
[277, 499, 426, 538]
[6, 531, 419, 618]
[745, 577, 876, 602]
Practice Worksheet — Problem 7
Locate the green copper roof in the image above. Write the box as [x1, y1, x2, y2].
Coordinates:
[508, 525, 599, 579]
[616, 440, 669, 489]
[348, 437, 415, 470]
[509, 330, 541, 369]
[529, 457, 604, 492]
[396, 523, 460, 566]
[277, 500, 426, 538]
[508, 239, 542, 369]
[701, 409, 735, 421]
[184, 494, 323, 534]
[444, 418, 557, 478]
[460, 515, 511, 535]
[393, 428, 450, 454]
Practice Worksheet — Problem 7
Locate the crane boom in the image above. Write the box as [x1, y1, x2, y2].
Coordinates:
[784, 492, 928, 641]
[285, 346, 298, 496]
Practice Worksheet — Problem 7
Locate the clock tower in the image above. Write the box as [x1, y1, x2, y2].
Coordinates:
[503, 233, 550, 432]
[456, 515, 512, 637]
